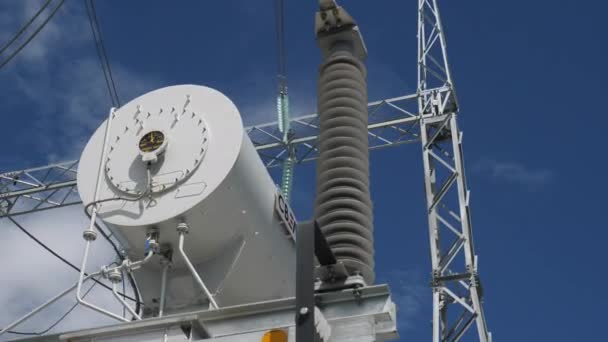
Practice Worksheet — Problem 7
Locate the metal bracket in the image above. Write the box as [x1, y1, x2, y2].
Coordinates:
[296, 220, 339, 341]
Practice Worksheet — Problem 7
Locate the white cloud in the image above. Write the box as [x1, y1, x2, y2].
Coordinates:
[377, 269, 429, 332]
[474, 159, 556, 188]
[0, 206, 131, 340]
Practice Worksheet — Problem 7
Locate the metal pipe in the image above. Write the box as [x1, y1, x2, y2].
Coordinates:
[97, 251, 153, 278]
[176, 225, 219, 309]
[0, 272, 100, 336]
[76, 252, 153, 322]
[76, 108, 126, 322]
[159, 263, 169, 317]
[112, 282, 141, 320]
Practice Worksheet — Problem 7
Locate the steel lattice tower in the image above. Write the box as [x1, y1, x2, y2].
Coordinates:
[417, 0, 491, 340]
[0, 1, 491, 340]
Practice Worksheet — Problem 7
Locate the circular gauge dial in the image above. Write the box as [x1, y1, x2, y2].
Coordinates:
[139, 131, 165, 153]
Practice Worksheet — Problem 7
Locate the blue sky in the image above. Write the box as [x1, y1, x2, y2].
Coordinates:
[0, 0, 606, 341]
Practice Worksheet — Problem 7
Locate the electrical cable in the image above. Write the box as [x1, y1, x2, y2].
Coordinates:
[5, 275, 100, 336]
[0, 0, 65, 70]
[6, 216, 137, 302]
[0, 0, 53, 56]
[274, 0, 287, 80]
[84, 0, 121, 107]
[89, 0, 121, 106]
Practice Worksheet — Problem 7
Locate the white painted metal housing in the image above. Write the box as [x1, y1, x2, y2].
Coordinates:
[77, 85, 296, 313]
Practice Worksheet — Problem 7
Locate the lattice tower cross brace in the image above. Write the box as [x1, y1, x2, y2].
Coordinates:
[417, 0, 491, 341]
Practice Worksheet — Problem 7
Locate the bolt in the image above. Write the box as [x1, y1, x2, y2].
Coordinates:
[299, 307, 309, 316]
[108, 269, 122, 283]
[83, 230, 97, 241]
[177, 222, 189, 233]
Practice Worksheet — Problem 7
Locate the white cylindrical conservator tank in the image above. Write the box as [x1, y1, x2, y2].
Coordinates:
[77, 84, 296, 313]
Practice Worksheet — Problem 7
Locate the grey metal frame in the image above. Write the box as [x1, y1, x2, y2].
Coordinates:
[9, 285, 397, 342]
[0, 0, 492, 340]
[0, 160, 80, 217]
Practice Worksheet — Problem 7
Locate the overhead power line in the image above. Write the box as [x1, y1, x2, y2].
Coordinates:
[275, 0, 287, 84]
[84, 0, 121, 107]
[0, 0, 53, 56]
[0, 0, 66, 70]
